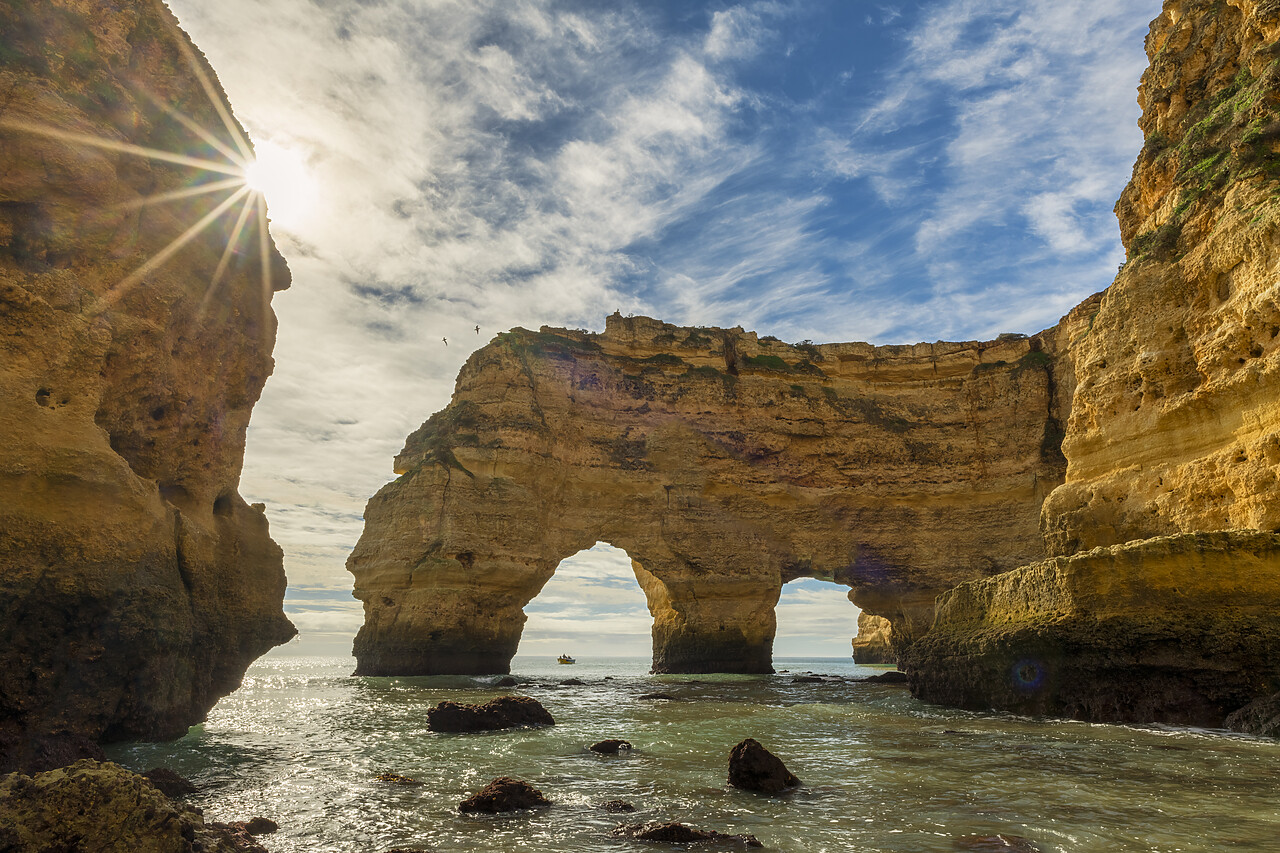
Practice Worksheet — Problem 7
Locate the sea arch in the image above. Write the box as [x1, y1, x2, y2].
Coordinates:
[348, 314, 1069, 675]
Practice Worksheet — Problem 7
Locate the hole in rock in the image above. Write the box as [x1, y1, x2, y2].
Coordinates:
[773, 577, 861, 658]
[518, 542, 651, 660]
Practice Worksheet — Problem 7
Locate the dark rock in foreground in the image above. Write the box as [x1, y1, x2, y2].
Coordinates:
[458, 777, 551, 813]
[427, 696, 555, 732]
[143, 766, 198, 798]
[1224, 691, 1280, 738]
[860, 671, 908, 684]
[791, 675, 824, 683]
[0, 760, 261, 852]
[589, 739, 632, 754]
[601, 800, 636, 813]
[727, 738, 799, 794]
[560, 678, 585, 686]
[613, 822, 761, 847]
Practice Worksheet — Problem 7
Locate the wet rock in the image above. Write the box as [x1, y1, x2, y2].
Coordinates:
[955, 834, 1041, 852]
[458, 777, 551, 813]
[639, 692, 679, 701]
[589, 739, 632, 754]
[860, 671, 908, 684]
[142, 766, 198, 798]
[210, 822, 271, 853]
[0, 760, 250, 852]
[560, 678, 586, 686]
[495, 676, 518, 687]
[240, 817, 279, 836]
[427, 696, 555, 732]
[1225, 691, 1280, 737]
[613, 822, 761, 847]
[791, 675, 824, 683]
[601, 800, 636, 813]
[376, 772, 421, 784]
[727, 738, 799, 794]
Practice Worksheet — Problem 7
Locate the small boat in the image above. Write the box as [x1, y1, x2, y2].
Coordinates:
[557, 654, 576, 664]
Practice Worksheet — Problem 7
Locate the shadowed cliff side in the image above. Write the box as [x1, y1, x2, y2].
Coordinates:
[0, 0, 295, 771]
[349, 315, 1072, 675]
[906, 0, 1280, 726]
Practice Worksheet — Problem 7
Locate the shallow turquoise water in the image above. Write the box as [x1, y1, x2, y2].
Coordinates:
[106, 656, 1280, 852]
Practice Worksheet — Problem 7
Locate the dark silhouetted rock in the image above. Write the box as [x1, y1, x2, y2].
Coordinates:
[613, 822, 761, 847]
[1225, 691, 1280, 737]
[560, 678, 585, 686]
[240, 817, 279, 836]
[639, 692, 679, 701]
[496, 676, 518, 687]
[727, 738, 799, 794]
[590, 739, 633, 754]
[601, 800, 636, 813]
[955, 834, 1041, 852]
[791, 676, 824, 683]
[458, 777, 551, 813]
[142, 766, 198, 798]
[427, 696, 555, 732]
[0, 760, 252, 851]
[861, 671, 908, 684]
[376, 772, 421, 785]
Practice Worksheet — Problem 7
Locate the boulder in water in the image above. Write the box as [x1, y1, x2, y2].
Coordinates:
[601, 800, 636, 813]
[458, 777, 551, 813]
[427, 696, 554, 732]
[727, 738, 799, 794]
[613, 822, 761, 847]
[589, 739, 632, 754]
[142, 766, 198, 798]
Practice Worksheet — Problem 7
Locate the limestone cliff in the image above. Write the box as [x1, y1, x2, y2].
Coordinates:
[1042, 0, 1280, 555]
[349, 315, 1067, 674]
[0, 0, 294, 770]
[851, 614, 895, 665]
[907, 0, 1280, 726]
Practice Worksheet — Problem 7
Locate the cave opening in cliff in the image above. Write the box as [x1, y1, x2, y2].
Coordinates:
[517, 542, 653, 658]
[773, 578, 861, 658]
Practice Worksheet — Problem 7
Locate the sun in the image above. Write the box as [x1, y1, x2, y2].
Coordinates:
[243, 139, 317, 230]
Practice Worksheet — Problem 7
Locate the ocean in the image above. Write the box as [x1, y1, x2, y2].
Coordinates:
[104, 656, 1280, 852]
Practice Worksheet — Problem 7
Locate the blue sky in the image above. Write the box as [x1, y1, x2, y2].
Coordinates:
[165, 0, 1159, 656]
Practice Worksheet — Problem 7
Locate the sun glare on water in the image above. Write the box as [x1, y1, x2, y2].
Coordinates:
[244, 140, 317, 231]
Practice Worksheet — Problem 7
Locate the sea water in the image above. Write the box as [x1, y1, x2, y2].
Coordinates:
[105, 656, 1280, 852]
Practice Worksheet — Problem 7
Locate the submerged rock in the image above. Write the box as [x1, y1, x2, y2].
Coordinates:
[458, 777, 551, 813]
[427, 696, 555, 732]
[0, 760, 258, 852]
[589, 739, 632, 754]
[639, 692, 679, 701]
[376, 772, 421, 785]
[860, 671, 908, 684]
[560, 678, 585, 686]
[1225, 692, 1280, 738]
[142, 766, 198, 797]
[601, 800, 636, 813]
[790, 676, 824, 683]
[495, 676, 519, 687]
[612, 822, 762, 847]
[727, 738, 799, 794]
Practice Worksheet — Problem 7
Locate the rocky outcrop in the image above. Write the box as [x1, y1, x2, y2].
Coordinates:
[612, 823, 762, 848]
[902, 531, 1280, 725]
[426, 696, 555, 732]
[1042, 0, 1280, 555]
[350, 314, 1070, 674]
[0, 0, 293, 769]
[0, 760, 263, 852]
[906, 0, 1280, 726]
[727, 738, 799, 794]
[851, 613, 896, 664]
[1224, 690, 1280, 736]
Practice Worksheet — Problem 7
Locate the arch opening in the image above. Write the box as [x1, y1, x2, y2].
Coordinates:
[774, 577, 862, 658]
[518, 542, 652, 658]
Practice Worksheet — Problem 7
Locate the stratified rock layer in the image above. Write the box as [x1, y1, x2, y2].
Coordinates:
[902, 532, 1280, 725]
[0, 0, 293, 769]
[907, 0, 1280, 725]
[851, 613, 896, 665]
[350, 315, 1070, 674]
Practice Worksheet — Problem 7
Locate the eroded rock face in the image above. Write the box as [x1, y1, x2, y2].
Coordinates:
[0, 0, 293, 769]
[851, 613, 896, 665]
[350, 316, 1068, 674]
[902, 532, 1280, 725]
[1042, 0, 1280, 556]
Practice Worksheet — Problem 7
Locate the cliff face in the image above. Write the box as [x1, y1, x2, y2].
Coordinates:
[0, 0, 294, 770]
[349, 314, 1067, 674]
[851, 614, 896, 665]
[906, 0, 1280, 726]
[1042, 0, 1280, 555]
